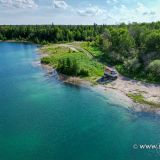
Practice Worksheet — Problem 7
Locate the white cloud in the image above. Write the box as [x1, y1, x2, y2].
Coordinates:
[78, 5, 105, 16]
[106, 0, 118, 4]
[0, 0, 38, 8]
[105, 2, 160, 24]
[53, 0, 68, 9]
[0, 0, 159, 25]
[136, 2, 156, 17]
[136, 2, 147, 13]
[120, 4, 127, 10]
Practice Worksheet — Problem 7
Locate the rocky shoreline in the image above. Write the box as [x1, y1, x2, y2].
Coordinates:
[39, 63, 160, 114]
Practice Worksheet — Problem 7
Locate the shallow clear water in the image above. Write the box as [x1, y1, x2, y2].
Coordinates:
[0, 42, 160, 160]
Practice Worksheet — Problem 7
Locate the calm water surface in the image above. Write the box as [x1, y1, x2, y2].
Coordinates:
[0, 42, 160, 160]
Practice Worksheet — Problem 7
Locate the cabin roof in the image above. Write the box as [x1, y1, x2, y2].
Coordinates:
[105, 66, 114, 72]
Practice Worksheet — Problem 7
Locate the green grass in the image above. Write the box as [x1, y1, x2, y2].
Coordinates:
[127, 93, 160, 108]
[80, 42, 103, 57]
[40, 45, 104, 79]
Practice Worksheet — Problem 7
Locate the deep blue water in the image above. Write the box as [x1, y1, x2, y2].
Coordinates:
[0, 42, 160, 160]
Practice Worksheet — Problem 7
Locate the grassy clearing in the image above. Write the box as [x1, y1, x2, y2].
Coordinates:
[127, 93, 160, 108]
[80, 42, 103, 58]
[40, 44, 104, 79]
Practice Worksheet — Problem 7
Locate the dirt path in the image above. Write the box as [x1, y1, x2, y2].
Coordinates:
[60, 44, 93, 58]
[59, 44, 79, 52]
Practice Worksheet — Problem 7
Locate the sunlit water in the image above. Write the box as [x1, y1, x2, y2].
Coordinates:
[0, 42, 160, 160]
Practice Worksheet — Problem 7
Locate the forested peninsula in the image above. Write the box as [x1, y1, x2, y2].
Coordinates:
[0, 23, 160, 83]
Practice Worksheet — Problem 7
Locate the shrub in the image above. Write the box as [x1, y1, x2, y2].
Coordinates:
[41, 57, 50, 64]
[147, 60, 160, 78]
[147, 60, 160, 82]
[79, 69, 89, 77]
[124, 58, 141, 74]
[57, 58, 80, 76]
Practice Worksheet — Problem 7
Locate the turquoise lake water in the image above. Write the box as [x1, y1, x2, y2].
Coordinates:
[0, 42, 160, 160]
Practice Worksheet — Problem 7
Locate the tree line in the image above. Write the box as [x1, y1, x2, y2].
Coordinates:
[0, 24, 105, 44]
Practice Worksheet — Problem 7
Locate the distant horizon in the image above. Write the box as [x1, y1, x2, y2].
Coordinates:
[0, 21, 160, 26]
[0, 0, 160, 25]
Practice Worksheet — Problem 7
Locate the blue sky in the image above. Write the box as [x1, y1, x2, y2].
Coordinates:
[0, 0, 160, 24]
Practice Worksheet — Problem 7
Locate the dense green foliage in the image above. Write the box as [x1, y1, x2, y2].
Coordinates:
[147, 60, 160, 81]
[40, 45, 104, 79]
[0, 24, 105, 44]
[80, 42, 103, 57]
[57, 58, 87, 76]
[95, 23, 160, 82]
[1, 22, 160, 82]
